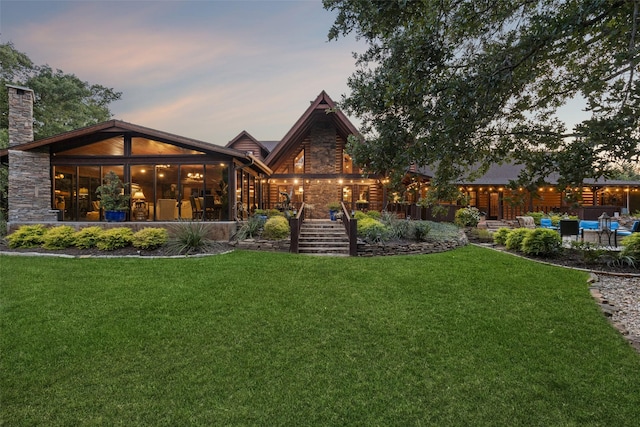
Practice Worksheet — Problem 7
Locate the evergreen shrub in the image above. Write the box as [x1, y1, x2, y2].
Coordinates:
[493, 227, 511, 246]
[132, 228, 169, 250]
[6, 224, 47, 248]
[521, 228, 562, 256]
[42, 225, 76, 249]
[505, 228, 532, 251]
[455, 207, 481, 227]
[96, 227, 134, 251]
[73, 226, 104, 249]
[262, 216, 290, 240]
[621, 233, 640, 259]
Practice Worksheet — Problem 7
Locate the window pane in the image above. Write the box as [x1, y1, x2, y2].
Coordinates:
[57, 136, 124, 156]
[131, 137, 204, 155]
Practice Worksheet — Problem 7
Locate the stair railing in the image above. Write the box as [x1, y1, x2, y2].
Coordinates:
[339, 202, 358, 256]
[289, 202, 305, 253]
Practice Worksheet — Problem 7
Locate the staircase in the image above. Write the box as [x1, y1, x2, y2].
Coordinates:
[297, 219, 350, 256]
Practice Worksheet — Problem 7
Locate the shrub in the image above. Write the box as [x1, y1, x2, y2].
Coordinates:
[42, 225, 76, 249]
[235, 215, 266, 240]
[493, 227, 511, 246]
[505, 228, 532, 252]
[354, 211, 368, 221]
[166, 221, 217, 255]
[366, 210, 381, 220]
[132, 228, 169, 250]
[621, 233, 640, 259]
[6, 224, 47, 248]
[96, 227, 134, 251]
[412, 221, 431, 242]
[74, 226, 104, 249]
[454, 207, 481, 227]
[262, 216, 290, 240]
[267, 209, 284, 218]
[521, 228, 562, 256]
[358, 217, 388, 243]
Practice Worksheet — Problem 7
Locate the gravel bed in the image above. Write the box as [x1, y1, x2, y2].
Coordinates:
[594, 275, 640, 347]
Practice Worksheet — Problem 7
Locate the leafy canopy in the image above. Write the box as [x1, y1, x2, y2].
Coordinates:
[323, 0, 640, 201]
[0, 42, 122, 145]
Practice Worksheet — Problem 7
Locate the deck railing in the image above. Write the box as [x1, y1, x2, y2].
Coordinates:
[289, 202, 305, 254]
[340, 202, 358, 256]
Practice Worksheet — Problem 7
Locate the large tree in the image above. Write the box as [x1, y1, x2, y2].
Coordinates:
[324, 0, 640, 202]
[0, 42, 121, 228]
[0, 42, 122, 144]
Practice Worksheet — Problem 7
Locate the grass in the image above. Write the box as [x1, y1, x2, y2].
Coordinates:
[2, 246, 640, 426]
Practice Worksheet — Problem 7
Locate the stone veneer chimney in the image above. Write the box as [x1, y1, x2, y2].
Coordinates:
[6, 85, 58, 224]
[7, 84, 35, 147]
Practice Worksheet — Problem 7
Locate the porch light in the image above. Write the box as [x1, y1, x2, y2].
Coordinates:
[598, 212, 611, 231]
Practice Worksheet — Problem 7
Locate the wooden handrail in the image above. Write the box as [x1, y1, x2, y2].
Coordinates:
[289, 202, 305, 253]
[340, 202, 358, 256]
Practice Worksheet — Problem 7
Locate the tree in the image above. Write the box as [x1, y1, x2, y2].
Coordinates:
[323, 0, 640, 203]
[0, 43, 122, 144]
[0, 42, 122, 230]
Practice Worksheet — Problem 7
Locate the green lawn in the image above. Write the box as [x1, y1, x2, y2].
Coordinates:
[2, 246, 640, 426]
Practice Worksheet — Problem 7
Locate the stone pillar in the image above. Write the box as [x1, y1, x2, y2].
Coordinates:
[8, 150, 56, 222]
[6, 85, 57, 223]
[7, 85, 34, 147]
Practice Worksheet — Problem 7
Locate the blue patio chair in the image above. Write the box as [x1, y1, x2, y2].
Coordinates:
[540, 218, 557, 229]
[631, 220, 640, 233]
[610, 221, 632, 237]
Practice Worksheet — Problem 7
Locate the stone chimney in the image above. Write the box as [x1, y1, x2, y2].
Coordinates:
[7, 84, 35, 147]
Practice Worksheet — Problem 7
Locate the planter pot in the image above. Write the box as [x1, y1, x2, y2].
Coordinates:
[329, 210, 338, 221]
[105, 210, 126, 222]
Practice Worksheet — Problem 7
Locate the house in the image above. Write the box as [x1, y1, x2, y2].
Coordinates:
[2, 85, 639, 232]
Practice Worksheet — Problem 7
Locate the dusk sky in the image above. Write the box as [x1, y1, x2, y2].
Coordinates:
[2, 0, 589, 147]
[1, 0, 363, 145]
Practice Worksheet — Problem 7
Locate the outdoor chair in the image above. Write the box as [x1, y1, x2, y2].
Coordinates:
[559, 219, 579, 240]
[610, 221, 632, 237]
[540, 218, 558, 230]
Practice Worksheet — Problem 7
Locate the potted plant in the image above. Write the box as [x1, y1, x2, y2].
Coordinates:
[328, 201, 342, 221]
[96, 171, 130, 222]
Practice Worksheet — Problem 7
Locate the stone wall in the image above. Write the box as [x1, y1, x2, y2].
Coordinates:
[357, 232, 468, 256]
[305, 117, 341, 215]
[8, 150, 57, 223]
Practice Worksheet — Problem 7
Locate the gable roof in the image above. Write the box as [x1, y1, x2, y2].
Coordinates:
[264, 91, 360, 167]
[225, 130, 271, 158]
[1, 119, 271, 174]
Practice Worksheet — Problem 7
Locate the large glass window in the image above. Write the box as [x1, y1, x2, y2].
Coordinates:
[130, 165, 154, 221]
[79, 166, 101, 221]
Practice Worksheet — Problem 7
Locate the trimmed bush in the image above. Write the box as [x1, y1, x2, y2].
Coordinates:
[132, 228, 169, 250]
[6, 224, 47, 248]
[267, 209, 284, 218]
[73, 226, 104, 249]
[493, 227, 511, 246]
[521, 228, 562, 256]
[354, 211, 368, 221]
[358, 217, 388, 243]
[96, 227, 134, 251]
[505, 228, 532, 252]
[42, 225, 76, 249]
[166, 221, 217, 255]
[366, 210, 381, 220]
[262, 216, 290, 240]
[620, 233, 640, 259]
[455, 207, 481, 227]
